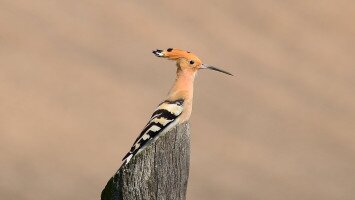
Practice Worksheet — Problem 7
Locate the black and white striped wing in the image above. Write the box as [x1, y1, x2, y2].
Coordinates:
[122, 99, 184, 164]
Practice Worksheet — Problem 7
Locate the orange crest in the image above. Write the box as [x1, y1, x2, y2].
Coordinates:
[153, 48, 202, 65]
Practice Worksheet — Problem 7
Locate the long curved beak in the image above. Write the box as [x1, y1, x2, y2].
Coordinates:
[201, 64, 233, 76]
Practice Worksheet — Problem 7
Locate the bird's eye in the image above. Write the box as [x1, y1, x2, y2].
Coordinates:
[189, 60, 195, 65]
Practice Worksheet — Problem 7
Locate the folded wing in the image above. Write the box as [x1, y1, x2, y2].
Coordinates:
[122, 99, 184, 164]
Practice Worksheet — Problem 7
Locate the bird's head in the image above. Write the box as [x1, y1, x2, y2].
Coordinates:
[152, 48, 233, 76]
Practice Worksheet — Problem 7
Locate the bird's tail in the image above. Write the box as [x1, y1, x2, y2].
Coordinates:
[122, 152, 133, 165]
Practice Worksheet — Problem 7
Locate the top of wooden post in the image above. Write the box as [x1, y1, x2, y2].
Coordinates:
[101, 122, 190, 200]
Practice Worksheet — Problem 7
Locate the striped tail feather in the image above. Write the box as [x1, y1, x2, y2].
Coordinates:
[122, 99, 184, 164]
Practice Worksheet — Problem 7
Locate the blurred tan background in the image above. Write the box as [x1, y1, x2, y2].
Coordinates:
[1, 0, 355, 199]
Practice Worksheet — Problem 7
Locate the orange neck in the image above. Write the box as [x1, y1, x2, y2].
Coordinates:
[168, 69, 196, 101]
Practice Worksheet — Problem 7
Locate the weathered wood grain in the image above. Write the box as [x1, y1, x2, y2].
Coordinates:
[101, 122, 190, 200]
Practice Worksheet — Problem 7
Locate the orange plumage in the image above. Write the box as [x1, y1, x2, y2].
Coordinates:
[153, 48, 232, 122]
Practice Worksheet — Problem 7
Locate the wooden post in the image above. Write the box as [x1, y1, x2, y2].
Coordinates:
[101, 122, 190, 200]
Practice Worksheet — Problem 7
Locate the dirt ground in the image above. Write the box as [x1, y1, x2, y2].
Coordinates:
[1, 1, 355, 199]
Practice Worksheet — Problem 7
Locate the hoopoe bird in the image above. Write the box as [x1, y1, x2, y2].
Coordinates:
[122, 48, 233, 164]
